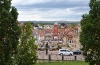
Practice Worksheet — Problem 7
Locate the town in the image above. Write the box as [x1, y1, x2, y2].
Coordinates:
[32, 22, 82, 51]
[1, 0, 99, 65]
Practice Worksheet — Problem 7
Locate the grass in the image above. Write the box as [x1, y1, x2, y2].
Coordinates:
[35, 61, 88, 65]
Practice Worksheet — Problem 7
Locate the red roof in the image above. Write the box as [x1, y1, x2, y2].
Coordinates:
[44, 29, 53, 33]
[67, 31, 73, 38]
[37, 30, 44, 37]
[74, 25, 78, 30]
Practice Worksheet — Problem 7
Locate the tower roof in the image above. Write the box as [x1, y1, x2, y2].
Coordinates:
[54, 21, 58, 25]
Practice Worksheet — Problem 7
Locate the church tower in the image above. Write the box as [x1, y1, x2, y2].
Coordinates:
[54, 21, 58, 35]
[53, 22, 58, 39]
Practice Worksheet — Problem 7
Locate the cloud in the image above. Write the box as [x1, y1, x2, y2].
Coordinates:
[11, 0, 90, 21]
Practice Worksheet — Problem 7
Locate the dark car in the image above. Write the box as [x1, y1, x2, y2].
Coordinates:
[72, 50, 81, 55]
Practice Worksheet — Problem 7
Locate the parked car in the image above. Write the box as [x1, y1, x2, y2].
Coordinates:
[58, 49, 73, 56]
[37, 46, 46, 51]
[72, 50, 81, 55]
[49, 46, 57, 51]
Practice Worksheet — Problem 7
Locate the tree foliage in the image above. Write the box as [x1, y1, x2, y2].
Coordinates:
[0, 0, 21, 65]
[16, 22, 37, 65]
[80, 0, 100, 65]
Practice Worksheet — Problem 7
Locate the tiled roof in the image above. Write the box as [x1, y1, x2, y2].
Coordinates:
[59, 29, 65, 34]
[67, 31, 73, 38]
[37, 30, 44, 37]
[44, 29, 53, 33]
[74, 25, 78, 30]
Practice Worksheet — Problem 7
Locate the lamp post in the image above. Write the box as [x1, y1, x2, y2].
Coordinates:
[45, 43, 48, 55]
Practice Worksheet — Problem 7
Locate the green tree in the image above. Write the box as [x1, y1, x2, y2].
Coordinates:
[80, 0, 100, 65]
[0, 0, 21, 65]
[17, 22, 37, 65]
[71, 24, 76, 29]
[60, 23, 66, 27]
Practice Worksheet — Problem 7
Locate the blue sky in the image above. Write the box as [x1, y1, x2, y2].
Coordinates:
[11, 0, 90, 21]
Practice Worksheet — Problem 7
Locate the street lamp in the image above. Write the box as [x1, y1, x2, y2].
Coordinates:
[45, 43, 48, 55]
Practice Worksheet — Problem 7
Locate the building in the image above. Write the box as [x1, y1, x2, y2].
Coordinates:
[33, 22, 81, 50]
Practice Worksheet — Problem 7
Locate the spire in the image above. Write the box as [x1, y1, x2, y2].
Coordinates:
[54, 21, 58, 25]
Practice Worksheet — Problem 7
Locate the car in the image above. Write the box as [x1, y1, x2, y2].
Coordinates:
[49, 46, 57, 51]
[37, 46, 46, 51]
[72, 50, 81, 55]
[58, 49, 73, 56]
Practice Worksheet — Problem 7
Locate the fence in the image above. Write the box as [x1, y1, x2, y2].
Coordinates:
[37, 53, 84, 63]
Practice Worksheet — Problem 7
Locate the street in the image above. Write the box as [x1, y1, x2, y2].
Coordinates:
[37, 51, 84, 61]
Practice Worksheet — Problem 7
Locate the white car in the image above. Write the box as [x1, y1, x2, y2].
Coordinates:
[58, 49, 73, 56]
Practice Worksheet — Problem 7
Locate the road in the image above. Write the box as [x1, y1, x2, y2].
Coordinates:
[37, 51, 84, 61]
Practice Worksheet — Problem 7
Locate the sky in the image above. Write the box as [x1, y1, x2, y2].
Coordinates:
[11, 0, 90, 21]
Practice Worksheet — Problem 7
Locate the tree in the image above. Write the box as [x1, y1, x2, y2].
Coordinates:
[71, 24, 76, 29]
[16, 22, 37, 65]
[80, 0, 100, 65]
[0, 0, 21, 65]
[60, 23, 66, 27]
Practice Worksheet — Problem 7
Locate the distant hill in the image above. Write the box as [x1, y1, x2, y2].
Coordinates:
[19, 21, 80, 24]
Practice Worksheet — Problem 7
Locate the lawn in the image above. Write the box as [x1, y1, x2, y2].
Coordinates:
[35, 61, 88, 65]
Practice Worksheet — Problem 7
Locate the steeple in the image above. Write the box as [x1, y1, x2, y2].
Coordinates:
[54, 21, 58, 25]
